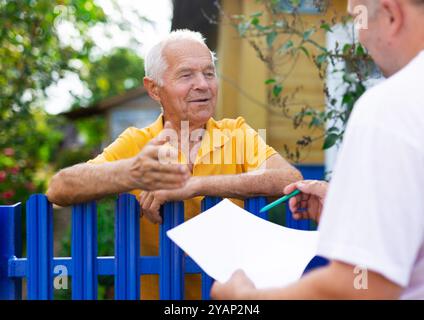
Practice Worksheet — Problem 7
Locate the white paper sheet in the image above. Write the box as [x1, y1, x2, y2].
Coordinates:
[167, 199, 320, 289]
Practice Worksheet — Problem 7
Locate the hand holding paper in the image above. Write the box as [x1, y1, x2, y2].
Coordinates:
[167, 199, 320, 289]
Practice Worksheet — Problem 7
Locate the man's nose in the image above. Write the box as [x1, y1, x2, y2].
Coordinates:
[193, 73, 209, 90]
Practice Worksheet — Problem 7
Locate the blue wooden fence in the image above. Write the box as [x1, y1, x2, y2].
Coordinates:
[0, 165, 327, 300]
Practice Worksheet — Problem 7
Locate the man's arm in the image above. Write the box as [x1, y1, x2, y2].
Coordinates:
[47, 126, 190, 207]
[162, 153, 302, 200]
[193, 153, 302, 199]
[47, 159, 138, 206]
[211, 261, 403, 300]
[139, 154, 302, 223]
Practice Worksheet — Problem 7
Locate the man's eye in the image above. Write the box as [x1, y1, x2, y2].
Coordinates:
[205, 72, 215, 78]
[181, 74, 191, 78]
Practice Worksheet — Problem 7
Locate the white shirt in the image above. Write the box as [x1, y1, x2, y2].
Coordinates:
[317, 51, 424, 299]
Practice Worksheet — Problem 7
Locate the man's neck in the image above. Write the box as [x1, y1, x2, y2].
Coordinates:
[398, 10, 424, 70]
[162, 114, 207, 159]
[163, 115, 207, 136]
[396, 43, 424, 73]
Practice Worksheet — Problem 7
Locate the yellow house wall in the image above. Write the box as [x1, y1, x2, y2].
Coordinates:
[216, 0, 348, 164]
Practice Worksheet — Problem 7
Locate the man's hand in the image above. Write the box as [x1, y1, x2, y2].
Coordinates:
[284, 180, 328, 224]
[210, 270, 256, 300]
[128, 121, 190, 191]
[139, 177, 201, 224]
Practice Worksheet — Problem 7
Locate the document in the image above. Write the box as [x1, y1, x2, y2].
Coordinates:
[167, 199, 320, 289]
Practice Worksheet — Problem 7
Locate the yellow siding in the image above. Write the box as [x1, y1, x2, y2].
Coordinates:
[216, 0, 348, 164]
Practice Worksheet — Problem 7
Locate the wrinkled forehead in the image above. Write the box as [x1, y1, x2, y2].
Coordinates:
[163, 40, 213, 65]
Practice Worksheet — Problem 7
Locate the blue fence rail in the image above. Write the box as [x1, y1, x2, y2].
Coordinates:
[0, 165, 327, 300]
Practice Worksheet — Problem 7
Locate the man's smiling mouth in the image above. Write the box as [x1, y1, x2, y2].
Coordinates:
[189, 98, 210, 103]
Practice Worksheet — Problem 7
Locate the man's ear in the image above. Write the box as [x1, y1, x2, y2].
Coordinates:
[143, 77, 161, 102]
[380, 0, 404, 37]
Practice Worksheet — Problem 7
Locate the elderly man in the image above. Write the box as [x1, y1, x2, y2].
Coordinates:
[211, 0, 424, 300]
[47, 29, 301, 299]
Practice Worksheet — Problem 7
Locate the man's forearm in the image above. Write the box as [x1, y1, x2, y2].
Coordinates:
[194, 168, 302, 199]
[252, 265, 351, 299]
[248, 262, 402, 300]
[46, 160, 134, 206]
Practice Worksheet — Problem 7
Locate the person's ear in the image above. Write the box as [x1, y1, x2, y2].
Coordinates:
[143, 77, 161, 102]
[380, 0, 404, 37]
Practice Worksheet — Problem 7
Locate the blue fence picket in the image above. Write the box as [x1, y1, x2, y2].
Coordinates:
[200, 196, 222, 300]
[0, 203, 22, 300]
[159, 201, 184, 300]
[115, 194, 140, 300]
[244, 196, 268, 219]
[286, 211, 311, 230]
[26, 194, 53, 300]
[72, 201, 98, 300]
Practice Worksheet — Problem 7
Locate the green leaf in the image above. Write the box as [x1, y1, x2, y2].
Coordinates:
[355, 44, 366, 56]
[278, 40, 294, 53]
[342, 93, 353, 104]
[0, 155, 14, 167]
[315, 53, 327, 66]
[266, 31, 278, 48]
[320, 23, 332, 33]
[303, 29, 315, 41]
[273, 84, 283, 97]
[323, 133, 339, 149]
[299, 46, 310, 58]
[251, 17, 260, 25]
[342, 43, 352, 55]
[327, 126, 339, 133]
[255, 25, 270, 32]
[250, 11, 263, 18]
[309, 117, 321, 128]
[265, 78, 276, 85]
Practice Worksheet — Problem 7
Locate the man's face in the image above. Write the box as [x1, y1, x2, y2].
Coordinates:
[348, 0, 393, 76]
[158, 40, 217, 126]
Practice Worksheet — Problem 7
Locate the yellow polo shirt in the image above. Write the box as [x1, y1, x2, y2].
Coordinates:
[89, 114, 276, 299]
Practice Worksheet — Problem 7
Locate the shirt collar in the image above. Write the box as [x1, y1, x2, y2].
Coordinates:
[147, 113, 230, 159]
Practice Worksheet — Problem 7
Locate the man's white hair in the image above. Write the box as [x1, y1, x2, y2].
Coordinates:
[144, 29, 217, 86]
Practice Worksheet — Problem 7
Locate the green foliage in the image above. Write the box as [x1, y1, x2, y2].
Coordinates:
[0, 111, 64, 204]
[224, 0, 374, 162]
[0, 0, 106, 111]
[74, 48, 145, 108]
[0, 0, 107, 204]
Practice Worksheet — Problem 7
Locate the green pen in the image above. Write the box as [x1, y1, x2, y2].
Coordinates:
[259, 189, 301, 213]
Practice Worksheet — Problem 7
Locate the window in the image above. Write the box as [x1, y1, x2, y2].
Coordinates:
[110, 108, 161, 140]
[278, 0, 327, 14]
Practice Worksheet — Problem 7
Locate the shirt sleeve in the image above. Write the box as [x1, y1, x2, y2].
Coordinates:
[317, 119, 424, 287]
[234, 117, 277, 172]
[88, 127, 148, 164]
